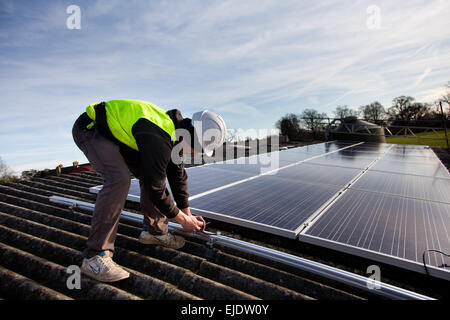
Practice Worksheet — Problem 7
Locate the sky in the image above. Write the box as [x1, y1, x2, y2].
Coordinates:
[0, 0, 449, 174]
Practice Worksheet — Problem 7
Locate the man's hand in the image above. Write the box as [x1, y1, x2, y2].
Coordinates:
[173, 209, 206, 232]
[181, 207, 192, 216]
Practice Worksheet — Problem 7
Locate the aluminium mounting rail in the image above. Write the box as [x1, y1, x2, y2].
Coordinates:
[49, 195, 434, 300]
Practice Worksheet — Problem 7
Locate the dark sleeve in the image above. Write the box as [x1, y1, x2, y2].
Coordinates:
[132, 119, 180, 218]
[167, 158, 190, 209]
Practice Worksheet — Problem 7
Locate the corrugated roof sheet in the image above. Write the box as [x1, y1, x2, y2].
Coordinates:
[0, 161, 447, 300]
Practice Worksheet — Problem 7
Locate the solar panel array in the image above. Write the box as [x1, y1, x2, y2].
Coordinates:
[89, 141, 450, 279]
[299, 144, 450, 279]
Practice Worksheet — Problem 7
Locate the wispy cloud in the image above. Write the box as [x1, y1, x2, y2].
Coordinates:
[413, 67, 433, 87]
[1, 0, 450, 171]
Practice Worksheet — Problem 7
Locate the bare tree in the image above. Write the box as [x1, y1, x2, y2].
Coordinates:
[429, 81, 450, 120]
[359, 101, 385, 122]
[300, 109, 328, 133]
[388, 96, 415, 121]
[409, 102, 432, 120]
[0, 157, 17, 183]
[440, 81, 450, 106]
[275, 113, 301, 140]
[437, 81, 450, 120]
[333, 105, 359, 119]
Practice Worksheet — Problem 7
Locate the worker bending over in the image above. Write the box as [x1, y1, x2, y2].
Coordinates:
[72, 99, 226, 282]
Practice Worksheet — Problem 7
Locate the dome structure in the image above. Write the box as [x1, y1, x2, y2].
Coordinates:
[328, 116, 386, 143]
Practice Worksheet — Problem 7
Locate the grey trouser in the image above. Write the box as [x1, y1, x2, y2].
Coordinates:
[72, 118, 168, 258]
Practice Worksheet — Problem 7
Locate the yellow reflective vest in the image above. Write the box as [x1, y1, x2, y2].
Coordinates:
[86, 99, 176, 151]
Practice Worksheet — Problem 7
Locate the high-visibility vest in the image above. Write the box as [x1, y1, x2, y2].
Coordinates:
[86, 99, 176, 151]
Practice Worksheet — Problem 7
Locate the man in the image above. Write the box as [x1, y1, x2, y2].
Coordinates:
[72, 99, 226, 282]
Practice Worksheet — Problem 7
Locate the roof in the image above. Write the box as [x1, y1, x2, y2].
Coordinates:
[0, 147, 448, 300]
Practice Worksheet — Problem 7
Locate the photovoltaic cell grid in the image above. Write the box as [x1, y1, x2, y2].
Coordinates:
[350, 170, 450, 204]
[190, 176, 342, 238]
[300, 189, 450, 279]
[300, 144, 450, 279]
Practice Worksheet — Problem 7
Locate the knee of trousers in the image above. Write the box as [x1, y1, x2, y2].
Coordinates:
[102, 175, 131, 193]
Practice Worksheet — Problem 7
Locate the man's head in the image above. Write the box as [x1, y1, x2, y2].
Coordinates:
[168, 109, 226, 157]
[190, 110, 226, 157]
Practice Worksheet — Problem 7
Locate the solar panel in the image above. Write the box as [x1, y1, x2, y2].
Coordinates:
[185, 166, 257, 197]
[307, 153, 377, 169]
[351, 170, 450, 204]
[89, 164, 257, 201]
[332, 150, 382, 159]
[387, 146, 438, 158]
[272, 162, 362, 187]
[370, 158, 450, 179]
[194, 152, 307, 176]
[119, 165, 257, 201]
[383, 153, 442, 162]
[300, 189, 450, 279]
[346, 145, 389, 153]
[190, 175, 342, 238]
[292, 141, 360, 155]
[276, 150, 319, 163]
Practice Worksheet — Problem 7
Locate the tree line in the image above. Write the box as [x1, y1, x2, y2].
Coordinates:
[276, 82, 450, 140]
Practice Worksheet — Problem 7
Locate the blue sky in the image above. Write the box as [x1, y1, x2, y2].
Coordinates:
[1, 0, 449, 173]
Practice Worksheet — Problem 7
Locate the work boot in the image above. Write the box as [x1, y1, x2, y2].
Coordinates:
[81, 251, 130, 282]
[139, 230, 185, 249]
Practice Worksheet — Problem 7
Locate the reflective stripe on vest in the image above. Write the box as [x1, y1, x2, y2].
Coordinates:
[85, 99, 176, 151]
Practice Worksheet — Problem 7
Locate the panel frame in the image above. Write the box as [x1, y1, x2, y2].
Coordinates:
[90, 182, 140, 202]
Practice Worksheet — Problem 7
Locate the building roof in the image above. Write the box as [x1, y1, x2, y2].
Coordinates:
[0, 161, 447, 300]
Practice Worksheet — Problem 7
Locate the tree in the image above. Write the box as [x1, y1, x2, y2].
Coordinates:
[0, 157, 17, 183]
[388, 96, 415, 121]
[275, 113, 301, 140]
[359, 101, 385, 122]
[435, 81, 450, 120]
[408, 102, 432, 120]
[440, 81, 450, 106]
[333, 105, 359, 119]
[388, 96, 434, 121]
[300, 109, 328, 134]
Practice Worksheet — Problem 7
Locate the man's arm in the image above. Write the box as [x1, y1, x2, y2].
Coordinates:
[132, 119, 205, 232]
[166, 159, 189, 210]
[133, 119, 179, 218]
